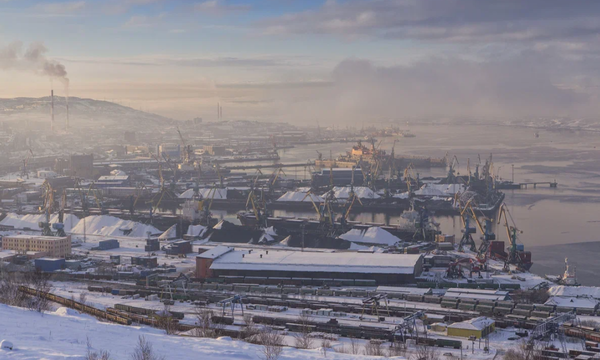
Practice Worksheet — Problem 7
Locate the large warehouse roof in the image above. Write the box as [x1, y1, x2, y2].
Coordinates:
[210, 249, 422, 274]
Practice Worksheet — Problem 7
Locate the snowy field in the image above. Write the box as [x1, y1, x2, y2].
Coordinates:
[0, 304, 393, 360]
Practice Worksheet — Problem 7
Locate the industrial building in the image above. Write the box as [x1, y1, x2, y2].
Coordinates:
[447, 317, 495, 339]
[92, 239, 120, 251]
[196, 247, 423, 285]
[69, 154, 94, 179]
[2, 235, 72, 258]
[35, 258, 66, 272]
[95, 175, 130, 187]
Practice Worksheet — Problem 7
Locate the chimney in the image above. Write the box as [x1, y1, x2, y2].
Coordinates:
[51, 90, 54, 132]
[65, 102, 69, 131]
[217, 102, 220, 119]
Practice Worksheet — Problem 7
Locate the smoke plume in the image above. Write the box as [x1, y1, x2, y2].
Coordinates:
[0, 41, 69, 87]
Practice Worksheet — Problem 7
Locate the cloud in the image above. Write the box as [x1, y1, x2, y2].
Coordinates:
[194, 0, 250, 15]
[61, 55, 298, 68]
[257, 0, 600, 45]
[124, 13, 166, 28]
[35, 1, 86, 15]
[102, 0, 162, 15]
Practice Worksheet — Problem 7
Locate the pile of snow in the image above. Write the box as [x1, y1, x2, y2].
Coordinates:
[179, 188, 227, 200]
[415, 183, 465, 197]
[0, 212, 80, 232]
[339, 227, 401, 246]
[187, 224, 208, 238]
[54, 307, 80, 317]
[158, 224, 177, 241]
[548, 285, 600, 299]
[70, 215, 159, 237]
[331, 186, 380, 199]
[0, 339, 13, 350]
[276, 191, 323, 202]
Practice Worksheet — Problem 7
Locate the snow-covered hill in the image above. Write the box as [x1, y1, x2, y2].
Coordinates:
[0, 96, 173, 127]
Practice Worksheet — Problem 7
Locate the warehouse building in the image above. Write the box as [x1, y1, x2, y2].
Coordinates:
[447, 317, 495, 339]
[2, 235, 71, 258]
[196, 247, 423, 285]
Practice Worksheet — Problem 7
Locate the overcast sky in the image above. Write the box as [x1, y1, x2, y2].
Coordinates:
[1, 0, 600, 123]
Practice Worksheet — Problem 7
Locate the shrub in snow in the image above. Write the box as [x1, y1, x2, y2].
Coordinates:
[1, 340, 13, 350]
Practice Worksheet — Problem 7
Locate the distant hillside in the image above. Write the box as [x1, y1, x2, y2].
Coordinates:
[0, 96, 173, 127]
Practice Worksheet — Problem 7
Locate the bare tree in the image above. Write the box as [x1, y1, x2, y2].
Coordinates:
[364, 340, 385, 356]
[85, 337, 111, 360]
[293, 313, 314, 349]
[320, 339, 332, 358]
[503, 340, 545, 360]
[193, 308, 223, 338]
[79, 292, 88, 305]
[25, 270, 52, 313]
[257, 327, 284, 360]
[335, 336, 360, 355]
[387, 341, 407, 357]
[130, 336, 165, 360]
[156, 305, 177, 335]
[410, 344, 440, 360]
[242, 313, 259, 340]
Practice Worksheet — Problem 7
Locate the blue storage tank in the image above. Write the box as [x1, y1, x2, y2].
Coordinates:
[35, 258, 66, 272]
[516, 244, 525, 251]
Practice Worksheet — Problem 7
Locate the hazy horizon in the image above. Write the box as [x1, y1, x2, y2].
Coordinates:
[2, 0, 600, 124]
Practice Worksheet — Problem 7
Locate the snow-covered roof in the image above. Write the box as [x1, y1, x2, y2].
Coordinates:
[545, 296, 598, 309]
[97, 175, 129, 181]
[376, 286, 432, 296]
[179, 188, 227, 200]
[448, 317, 495, 331]
[331, 186, 380, 199]
[210, 249, 422, 275]
[339, 227, 401, 246]
[197, 245, 234, 260]
[445, 288, 509, 296]
[548, 286, 600, 299]
[276, 191, 323, 202]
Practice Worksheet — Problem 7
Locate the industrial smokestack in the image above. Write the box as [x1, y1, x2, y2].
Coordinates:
[65, 102, 69, 131]
[51, 89, 54, 132]
[217, 102, 220, 119]
[220, 105, 222, 120]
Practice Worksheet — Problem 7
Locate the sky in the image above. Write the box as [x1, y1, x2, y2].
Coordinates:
[1, 0, 600, 123]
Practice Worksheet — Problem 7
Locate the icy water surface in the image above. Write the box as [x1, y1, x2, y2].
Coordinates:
[231, 123, 600, 284]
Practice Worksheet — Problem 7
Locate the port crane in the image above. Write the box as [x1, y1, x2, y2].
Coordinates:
[462, 199, 496, 256]
[457, 199, 477, 252]
[497, 203, 529, 270]
[176, 126, 194, 167]
[246, 170, 269, 228]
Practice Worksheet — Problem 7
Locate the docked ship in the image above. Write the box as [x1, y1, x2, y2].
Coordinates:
[314, 140, 446, 170]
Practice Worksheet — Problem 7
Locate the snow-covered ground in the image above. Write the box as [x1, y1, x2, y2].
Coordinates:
[0, 303, 394, 360]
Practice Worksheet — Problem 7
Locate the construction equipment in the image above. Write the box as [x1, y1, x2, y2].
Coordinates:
[20, 148, 34, 179]
[360, 294, 390, 321]
[457, 199, 477, 252]
[394, 311, 426, 344]
[497, 203, 532, 270]
[219, 295, 245, 321]
[177, 126, 194, 167]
